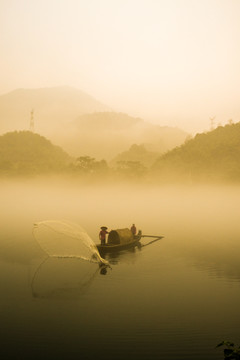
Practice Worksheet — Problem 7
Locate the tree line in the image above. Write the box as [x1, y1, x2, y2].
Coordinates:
[1, 123, 240, 183]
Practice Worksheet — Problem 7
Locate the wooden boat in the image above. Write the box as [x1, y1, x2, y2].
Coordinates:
[97, 228, 142, 254]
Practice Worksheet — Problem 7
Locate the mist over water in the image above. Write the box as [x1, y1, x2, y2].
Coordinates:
[1, 178, 240, 359]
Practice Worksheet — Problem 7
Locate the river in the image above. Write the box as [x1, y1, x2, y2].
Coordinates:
[1, 179, 240, 359]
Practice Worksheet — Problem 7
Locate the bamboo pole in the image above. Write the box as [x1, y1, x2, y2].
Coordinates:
[141, 235, 164, 238]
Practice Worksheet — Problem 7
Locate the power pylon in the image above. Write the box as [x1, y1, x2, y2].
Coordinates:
[209, 116, 216, 131]
[29, 109, 34, 132]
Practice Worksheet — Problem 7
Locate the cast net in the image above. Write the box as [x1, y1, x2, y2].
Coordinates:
[33, 220, 107, 265]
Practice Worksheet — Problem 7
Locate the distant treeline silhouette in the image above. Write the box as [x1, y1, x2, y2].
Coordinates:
[0, 123, 240, 182]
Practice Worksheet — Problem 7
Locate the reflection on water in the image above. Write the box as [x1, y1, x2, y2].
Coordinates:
[31, 256, 101, 299]
[1, 181, 240, 359]
[103, 244, 142, 265]
[102, 237, 164, 265]
[29, 241, 160, 297]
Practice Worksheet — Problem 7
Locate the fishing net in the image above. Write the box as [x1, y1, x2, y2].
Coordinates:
[33, 220, 107, 264]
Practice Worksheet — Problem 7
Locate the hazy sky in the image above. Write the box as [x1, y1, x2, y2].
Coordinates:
[1, 0, 240, 132]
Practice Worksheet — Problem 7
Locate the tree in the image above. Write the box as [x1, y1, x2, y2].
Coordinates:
[76, 156, 96, 173]
[116, 160, 147, 178]
[75, 156, 109, 175]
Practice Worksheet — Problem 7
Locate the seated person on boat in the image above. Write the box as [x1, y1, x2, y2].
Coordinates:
[131, 224, 137, 235]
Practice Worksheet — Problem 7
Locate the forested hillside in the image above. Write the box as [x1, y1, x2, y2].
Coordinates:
[111, 144, 159, 168]
[2, 123, 239, 182]
[0, 131, 71, 175]
[152, 123, 240, 182]
[62, 112, 188, 159]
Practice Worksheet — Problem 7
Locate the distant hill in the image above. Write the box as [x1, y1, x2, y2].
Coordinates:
[0, 131, 71, 175]
[74, 112, 141, 130]
[152, 123, 240, 182]
[0, 87, 188, 160]
[60, 112, 188, 160]
[0, 86, 110, 135]
[111, 144, 160, 168]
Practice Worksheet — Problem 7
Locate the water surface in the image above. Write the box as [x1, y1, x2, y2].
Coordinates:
[1, 180, 240, 359]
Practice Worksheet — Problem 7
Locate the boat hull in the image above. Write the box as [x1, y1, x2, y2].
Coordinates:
[96, 235, 141, 254]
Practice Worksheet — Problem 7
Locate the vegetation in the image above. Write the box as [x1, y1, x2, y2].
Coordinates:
[111, 144, 159, 168]
[216, 341, 240, 359]
[115, 160, 146, 179]
[1, 122, 240, 183]
[152, 123, 240, 182]
[74, 156, 108, 175]
[66, 111, 188, 160]
[0, 131, 71, 175]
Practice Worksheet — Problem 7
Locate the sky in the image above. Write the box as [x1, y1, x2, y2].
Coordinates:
[0, 0, 240, 133]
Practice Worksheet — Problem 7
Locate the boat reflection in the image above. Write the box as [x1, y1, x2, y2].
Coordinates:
[101, 236, 163, 265]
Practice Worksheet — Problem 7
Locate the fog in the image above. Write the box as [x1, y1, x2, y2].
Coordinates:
[1, 178, 240, 281]
[1, 0, 240, 133]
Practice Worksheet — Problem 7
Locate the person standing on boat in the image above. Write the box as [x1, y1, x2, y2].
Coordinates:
[99, 226, 109, 245]
[131, 224, 137, 236]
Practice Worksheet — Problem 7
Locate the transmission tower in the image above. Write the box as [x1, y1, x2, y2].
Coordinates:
[209, 116, 216, 131]
[29, 109, 34, 132]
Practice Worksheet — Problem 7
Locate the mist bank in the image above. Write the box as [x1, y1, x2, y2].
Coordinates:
[59, 112, 187, 159]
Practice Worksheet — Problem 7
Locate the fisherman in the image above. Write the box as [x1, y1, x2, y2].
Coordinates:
[99, 226, 109, 245]
[131, 224, 137, 236]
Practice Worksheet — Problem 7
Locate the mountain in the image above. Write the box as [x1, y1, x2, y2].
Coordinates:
[152, 123, 240, 182]
[0, 86, 110, 135]
[60, 112, 188, 160]
[0, 131, 71, 175]
[111, 144, 160, 168]
[0, 87, 188, 160]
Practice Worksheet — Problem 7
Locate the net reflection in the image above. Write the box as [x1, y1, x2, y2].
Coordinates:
[31, 256, 101, 299]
